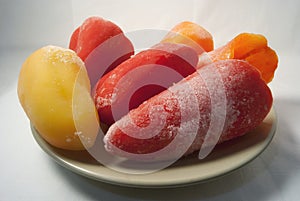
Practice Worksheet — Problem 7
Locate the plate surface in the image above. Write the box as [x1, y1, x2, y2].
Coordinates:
[31, 108, 276, 188]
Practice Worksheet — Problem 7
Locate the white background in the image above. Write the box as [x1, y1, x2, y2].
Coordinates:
[1, 0, 300, 200]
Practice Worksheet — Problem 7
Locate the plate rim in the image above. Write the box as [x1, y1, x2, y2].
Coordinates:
[31, 107, 277, 188]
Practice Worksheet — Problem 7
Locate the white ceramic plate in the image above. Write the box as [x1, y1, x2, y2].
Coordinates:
[31, 108, 276, 188]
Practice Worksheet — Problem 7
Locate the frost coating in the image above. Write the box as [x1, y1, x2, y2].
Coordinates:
[42, 45, 84, 67]
[104, 60, 272, 161]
